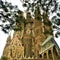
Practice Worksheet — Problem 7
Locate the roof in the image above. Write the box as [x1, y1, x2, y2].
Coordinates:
[52, 38, 60, 50]
[39, 35, 60, 54]
[41, 35, 53, 46]
[39, 44, 54, 54]
[40, 35, 60, 52]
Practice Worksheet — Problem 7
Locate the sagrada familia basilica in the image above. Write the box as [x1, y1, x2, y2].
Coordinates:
[2, 8, 60, 60]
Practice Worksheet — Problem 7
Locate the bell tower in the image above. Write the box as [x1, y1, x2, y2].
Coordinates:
[23, 12, 34, 58]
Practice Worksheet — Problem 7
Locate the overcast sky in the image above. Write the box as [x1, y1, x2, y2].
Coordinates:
[0, 0, 60, 58]
[0, 0, 24, 58]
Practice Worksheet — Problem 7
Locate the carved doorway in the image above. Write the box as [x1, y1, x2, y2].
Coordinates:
[48, 50, 53, 60]
[44, 53, 47, 60]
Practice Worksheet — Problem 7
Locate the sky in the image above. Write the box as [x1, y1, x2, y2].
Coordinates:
[0, 0, 60, 58]
[0, 0, 24, 58]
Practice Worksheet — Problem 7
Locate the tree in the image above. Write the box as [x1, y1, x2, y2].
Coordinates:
[0, 0, 19, 33]
[20, 0, 60, 37]
[0, 0, 60, 37]
[1, 56, 8, 60]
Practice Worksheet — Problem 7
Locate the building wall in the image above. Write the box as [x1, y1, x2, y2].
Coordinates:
[3, 11, 53, 59]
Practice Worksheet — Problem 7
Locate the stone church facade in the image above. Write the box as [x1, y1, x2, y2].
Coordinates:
[2, 10, 60, 60]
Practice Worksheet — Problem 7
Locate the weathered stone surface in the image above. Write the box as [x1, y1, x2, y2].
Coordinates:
[2, 11, 60, 60]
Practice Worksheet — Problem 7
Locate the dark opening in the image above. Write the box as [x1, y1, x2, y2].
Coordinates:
[53, 46, 58, 56]
[44, 53, 47, 58]
[48, 50, 51, 54]
[48, 50, 53, 59]
[39, 54, 42, 58]
[44, 53, 46, 55]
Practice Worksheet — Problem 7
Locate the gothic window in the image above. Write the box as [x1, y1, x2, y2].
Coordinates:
[48, 50, 52, 59]
[39, 54, 42, 58]
[10, 49, 12, 57]
[32, 30, 35, 36]
[35, 28, 40, 35]
[19, 44, 21, 46]
[44, 53, 47, 58]
[26, 29, 31, 35]
[53, 46, 58, 56]
[11, 42, 13, 45]
[13, 46, 15, 50]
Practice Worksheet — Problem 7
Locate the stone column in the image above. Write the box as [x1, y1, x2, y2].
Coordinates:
[51, 48, 55, 60]
[42, 53, 44, 59]
[46, 51, 49, 60]
[55, 47, 59, 56]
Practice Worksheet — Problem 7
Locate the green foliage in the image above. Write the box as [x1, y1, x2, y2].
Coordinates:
[23, 3, 27, 7]
[0, 0, 60, 37]
[22, 0, 60, 26]
[0, 0, 19, 33]
[14, 10, 25, 31]
[22, 0, 57, 13]
[43, 30, 53, 35]
[44, 21, 52, 26]
[1, 56, 8, 60]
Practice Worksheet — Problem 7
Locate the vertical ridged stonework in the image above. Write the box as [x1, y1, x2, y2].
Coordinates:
[3, 10, 54, 60]
[22, 12, 34, 58]
[3, 31, 24, 60]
